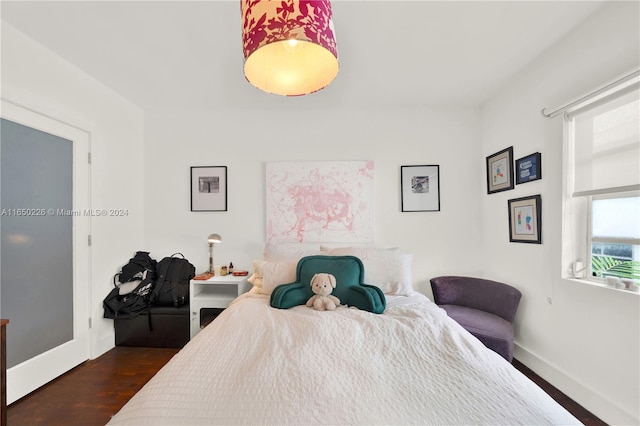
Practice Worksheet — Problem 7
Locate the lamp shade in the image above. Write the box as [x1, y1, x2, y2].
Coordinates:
[208, 233, 222, 244]
[241, 0, 339, 96]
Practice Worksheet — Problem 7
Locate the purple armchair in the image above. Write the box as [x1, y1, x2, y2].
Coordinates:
[430, 276, 522, 362]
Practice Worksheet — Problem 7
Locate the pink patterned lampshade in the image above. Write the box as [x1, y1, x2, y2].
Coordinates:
[241, 0, 339, 96]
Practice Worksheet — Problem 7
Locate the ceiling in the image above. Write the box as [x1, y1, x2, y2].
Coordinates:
[1, 1, 605, 111]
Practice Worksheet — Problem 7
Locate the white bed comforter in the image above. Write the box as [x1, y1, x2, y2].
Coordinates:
[108, 292, 579, 425]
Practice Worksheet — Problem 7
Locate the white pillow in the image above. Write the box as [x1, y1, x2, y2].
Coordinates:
[261, 260, 298, 294]
[248, 259, 297, 295]
[323, 246, 411, 295]
[263, 242, 323, 262]
[399, 253, 414, 295]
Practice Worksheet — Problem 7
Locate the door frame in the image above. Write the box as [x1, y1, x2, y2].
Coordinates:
[1, 98, 91, 404]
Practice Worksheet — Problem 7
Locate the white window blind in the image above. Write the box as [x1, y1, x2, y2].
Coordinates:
[592, 194, 640, 243]
[567, 82, 640, 197]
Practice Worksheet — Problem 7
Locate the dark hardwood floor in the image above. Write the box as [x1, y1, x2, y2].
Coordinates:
[7, 347, 179, 426]
[7, 347, 606, 425]
[512, 359, 607, 426]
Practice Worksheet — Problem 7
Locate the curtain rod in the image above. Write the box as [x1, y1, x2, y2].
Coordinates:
[541, 69, 640, 118]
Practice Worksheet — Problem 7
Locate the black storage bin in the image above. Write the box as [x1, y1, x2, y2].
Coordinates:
[115, 305, 190, 348]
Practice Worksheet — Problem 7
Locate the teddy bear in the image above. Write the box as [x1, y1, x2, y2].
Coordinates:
[306, 273, 341, 311]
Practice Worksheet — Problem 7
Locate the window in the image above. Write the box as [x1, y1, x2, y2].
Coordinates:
[562, 75, 640, 288]
[590, 193, 640, 279]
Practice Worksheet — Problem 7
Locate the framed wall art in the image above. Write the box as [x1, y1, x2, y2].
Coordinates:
[515, 152, 542, 185]
[508, 194, 542, 244]
[486, 146, 514, 194]
[265, 161, 375, 242]
[401, 165, 440, 212]
[191, 166, 227, 212]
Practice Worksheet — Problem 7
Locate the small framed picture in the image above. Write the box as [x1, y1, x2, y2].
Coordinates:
[486, 147, 514, 194]
[401, 165, 440, 212]
[515, 152, 542, 185]
[191, 166, 227, 212]
[508, 194, 542, 244]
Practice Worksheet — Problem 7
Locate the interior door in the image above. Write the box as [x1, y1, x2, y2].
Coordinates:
[0, 99, 90, 404]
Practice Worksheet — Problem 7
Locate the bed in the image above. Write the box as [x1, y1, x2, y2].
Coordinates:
[108, 246, 580, 425]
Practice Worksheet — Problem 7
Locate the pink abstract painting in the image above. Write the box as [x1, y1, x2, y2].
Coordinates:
[266, 161, 375, 243]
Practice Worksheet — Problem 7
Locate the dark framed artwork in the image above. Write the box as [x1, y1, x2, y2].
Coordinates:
[515, 152, 542, 185]
[508, 194, 542, 244]
[190, 166, 227, 211]
[401, 165, 440, 212]
[486, 146, 514, 194]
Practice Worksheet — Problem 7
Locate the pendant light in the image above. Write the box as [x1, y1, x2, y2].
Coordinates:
[241, 0, 339, 96]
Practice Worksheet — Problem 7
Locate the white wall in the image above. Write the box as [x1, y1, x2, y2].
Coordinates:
[1, 22, 145, 358]
[480, 2, 640, 424]
[142, 107, 483, 296]
[5, 2, 637, 423]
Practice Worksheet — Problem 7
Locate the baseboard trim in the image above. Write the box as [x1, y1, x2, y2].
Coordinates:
[92, 332, 115, 360]
[514, 343, 638, 425]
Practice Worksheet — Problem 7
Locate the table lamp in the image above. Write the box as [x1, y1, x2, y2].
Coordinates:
[207, 233, 222, 274]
